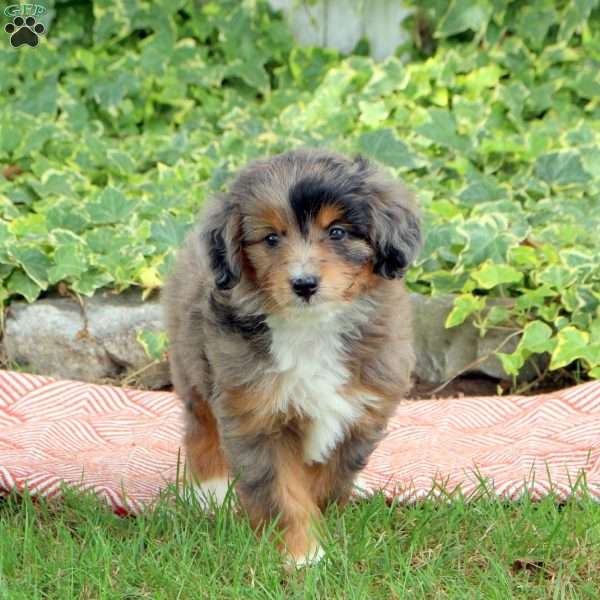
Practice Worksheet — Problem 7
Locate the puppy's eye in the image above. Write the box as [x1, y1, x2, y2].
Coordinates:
[328, 226, 347, 241]
[265, 233, 280, 247]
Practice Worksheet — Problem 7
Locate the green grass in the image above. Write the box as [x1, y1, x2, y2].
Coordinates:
[1, 483, 599, 599]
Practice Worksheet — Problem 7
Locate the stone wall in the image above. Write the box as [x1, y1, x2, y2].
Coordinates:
[2, 291, 541, 389]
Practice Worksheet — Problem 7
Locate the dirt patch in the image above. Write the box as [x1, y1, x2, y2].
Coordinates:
[409, 371, 578, 400]
[31, 366, 579, 401]
[410, 375, 502, 400]
[154, 374, 572, 402]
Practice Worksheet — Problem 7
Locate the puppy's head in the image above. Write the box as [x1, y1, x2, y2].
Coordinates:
[204, 149, 421, 312]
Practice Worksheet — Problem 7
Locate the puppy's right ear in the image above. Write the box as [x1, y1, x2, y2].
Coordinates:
[204, 195, 242, 290]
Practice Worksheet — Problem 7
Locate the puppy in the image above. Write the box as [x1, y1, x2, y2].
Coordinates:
[163, 148, 421, 565]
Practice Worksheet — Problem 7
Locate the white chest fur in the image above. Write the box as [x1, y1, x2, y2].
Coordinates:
[266, 303, 370, 464]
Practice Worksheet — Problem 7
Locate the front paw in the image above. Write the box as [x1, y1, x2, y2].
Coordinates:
[189, 477, 233, 510]
[285, 545, 325, 570]
[352, 476, 372, 499]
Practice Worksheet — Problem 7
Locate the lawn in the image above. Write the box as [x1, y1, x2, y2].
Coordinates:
[1, 483, 599, 599]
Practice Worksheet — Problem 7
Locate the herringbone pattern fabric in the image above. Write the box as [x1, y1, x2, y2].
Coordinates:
[1, 370, 598, 513]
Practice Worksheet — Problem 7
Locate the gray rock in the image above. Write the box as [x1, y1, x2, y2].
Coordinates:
[410, 294, 542, 384]
[3, 290, 540, 387]
[4, 290, 170, 389]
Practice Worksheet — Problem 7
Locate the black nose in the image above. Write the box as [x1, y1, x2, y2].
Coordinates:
[291, 276, 319, 300]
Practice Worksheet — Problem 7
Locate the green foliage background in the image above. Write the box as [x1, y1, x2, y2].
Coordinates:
[1, 0, 599, 381]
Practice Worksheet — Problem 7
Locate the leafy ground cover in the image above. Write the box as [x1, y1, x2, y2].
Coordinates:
[1, 483, 599, 599]
[0, 0, 599, 382]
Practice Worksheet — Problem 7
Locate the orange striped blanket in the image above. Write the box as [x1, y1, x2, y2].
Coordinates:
[1, 370, 599, 513]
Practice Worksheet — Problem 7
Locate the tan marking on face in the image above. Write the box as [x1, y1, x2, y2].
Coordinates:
[242, 206, 288, 246]
[315, 204, 345, 229]
[257, 205, 288, 234]
[314, 244, 376, 301]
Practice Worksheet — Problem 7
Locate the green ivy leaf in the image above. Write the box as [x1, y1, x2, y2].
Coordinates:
[425, 271, 470, 295]
[445, 293, 487, 328]
[357, 129, 420, 169]
[137, 329, 169, 361]
[45, 201, 89, 234]
[457, 221, 515, 268]
[9, 214, 48, 239]
[437, 0, 493, 38]
[150, 215, 191, 253]
[472, 262, 523, 290]
[518, 321, 555, 354]
[71, 269, 113, 297]
[497, 351, 525, 378]
[416, 108, 471, 153]
[550, 326, 590, 370]
[509, 246, 539, 268]
[48, 243, 88, 284]
[486, 305, 511, 326]
[6, 270, 41, 302]
[225, 60, 269, 93]
[87, 188, 136, 225]
[515, 4, 558, 49]
[93, 0, 133, 43]
[106, 150, 137, 175]
[558, 0, 599, 42]
[538, 265, 577, 290]
[358, 100, 389, 128]
[458, 179, 506, 206]
[535, 151, 591, 186]
[9, 245, 51, 289]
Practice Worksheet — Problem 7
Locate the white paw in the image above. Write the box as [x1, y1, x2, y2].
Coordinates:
[286, 545, 325, 569]
[191, 478, 232, 509]
[352, 476, 371, 498]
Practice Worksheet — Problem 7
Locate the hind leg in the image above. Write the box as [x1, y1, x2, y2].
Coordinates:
[184, 387, 231, 508]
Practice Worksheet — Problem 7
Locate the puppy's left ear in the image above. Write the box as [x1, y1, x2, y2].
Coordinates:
[362, 161, 421, 279]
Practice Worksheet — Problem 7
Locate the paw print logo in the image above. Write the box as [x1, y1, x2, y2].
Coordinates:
[4, 16, 45, 48]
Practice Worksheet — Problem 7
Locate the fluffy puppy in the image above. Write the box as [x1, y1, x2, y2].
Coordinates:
[163, 148, 421, 565]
